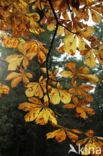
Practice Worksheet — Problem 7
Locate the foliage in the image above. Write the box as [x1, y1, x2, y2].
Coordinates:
[0, 0, 103, 156]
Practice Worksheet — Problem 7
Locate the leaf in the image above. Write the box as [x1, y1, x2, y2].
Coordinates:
[82, 74, 99, 84]
[79, 84, 94, 91]
[66, 131, 78, 142]
[78, 66, 89, 74]
[49, 88, 71, 105]
[83, 107, 95, 115]
[94, 44, 103, 65]
[70, 129, 82, 134]
[6, 54, 23, 70]
[57, 26, 64, 36]
[76, 107, 86, 119]
[64, 104, 75, 109]
[38, 49, 46, 63]
[82, 26, 95, 38]
[25, 82, 43, 98]
[60, 90, 72, 104]
[78, 37, 89, 51]
[24, 109, 40, 122]
[11, 76, 22, 88]
[85, 50, 96, 68]
[6, 72, 21, 80]
[0, 84, 10, 98]
[47, 23, 55, 31]
[66, 62, 76, 72]
[6, 69, 32, 87]
[63, 34, 77, 55]
[90, 9, 101, 23]
[76, 137, 88, 146]
[60, 71, 74, 78]
[49, 88, 60, 105]
[19, 98, 57, 125]
[85, 130, 94, 137]
[47, 129, 66, 143]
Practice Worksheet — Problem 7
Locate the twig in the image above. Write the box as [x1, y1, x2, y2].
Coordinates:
[58, 22, 78, 34]
[46, 0, 58, 105]
[40, 0, 78, 34]
[54, 110, 76, 129]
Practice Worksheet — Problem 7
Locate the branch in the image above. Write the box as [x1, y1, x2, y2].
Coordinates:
[40, 0, 77, 34]
[54, 110, 77, 129]
[66, 0, 72, 12]
[46, 0, 58, 105]
[58, 22, 78, 34]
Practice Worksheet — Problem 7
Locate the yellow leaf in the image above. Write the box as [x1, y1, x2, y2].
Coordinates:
[46, 108, 57, 125]
[66, 62, 76, 72]
[63, 34, 77, 55]
[11, 76, 22, 88]
[82, 74, 99, 84]
[49, 88, 60, 105]
[47, 129, 66, 142]
[36, 108, 49, 125]
[78, 66, 89, 74]
[79, 84, 94, 91]
[60, 71, 74, 78]
[6, 54, 23, 70]
[36, 108, 57, 125]
[47, 23, 55, 31]
[57, 26, 64, 36]
[90, 9, 101, 23]
[82, 26, 95, 38]
[25, 82, 43, 98]
[26, 13, 40, 21]
[28, 0, 36, 3]
[60, 90, 72, 104]
[94, 45, 103, 65]
[0, 84, 10, 97]
[85, 50, 96, 68]
[38, 49, 46, 63]
[6, 72, 21, 80]
[24, 109, 40, 122]
[78, 37, 89, 51]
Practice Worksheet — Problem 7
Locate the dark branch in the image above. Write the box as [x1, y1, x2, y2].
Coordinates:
[40, 0, 78, 34]
[46, 0, 58, 105]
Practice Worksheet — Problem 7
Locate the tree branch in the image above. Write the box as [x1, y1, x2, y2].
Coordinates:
[46, 0, 58, 105]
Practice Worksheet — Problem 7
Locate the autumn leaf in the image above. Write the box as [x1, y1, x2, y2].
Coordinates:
[18, 97, 57, 125]
[94, 44, 103, 65]
[64, 95, 95, 119]
[60, 62, 99, 85]
[6, 68, 32, 87]
[85, 50, 96, 68]
[69, 84, 94, 102]
[0, 84, 10, 98]
[63, 34, 77, 55]
[47, 128, 80, 143]
[25, 76, 47, 98]
[49, 87, 72, 105]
